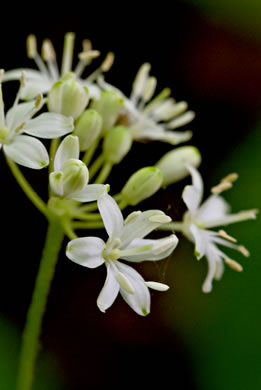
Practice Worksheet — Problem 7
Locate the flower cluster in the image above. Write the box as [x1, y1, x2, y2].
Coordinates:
[2, 32, 257, 317]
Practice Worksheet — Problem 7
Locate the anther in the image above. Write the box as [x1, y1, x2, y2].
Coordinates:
[78, 50, 100, 62]
[82, 39, 92, 52]
[221, 173, 238, 183]
[26, 34, 37, 58]
[238, 245, 250, 257]
[101, 52, 115, 72]
[218, 229, 237, 243]
[224, 258, 243, 272]
[20, 71, 26, 87]
[35, 94, 43, 109]
[42, 39, 56, 61]
[211, 181, 232, 194]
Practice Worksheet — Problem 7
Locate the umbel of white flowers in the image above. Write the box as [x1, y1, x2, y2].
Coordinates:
[66, 194, 178, 316]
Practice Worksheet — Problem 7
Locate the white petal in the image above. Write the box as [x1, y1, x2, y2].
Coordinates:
[6, 101, 38, 130]
[121, 210, 170, 248]
[3, 68, 46, 82]
[66, 237, 105, 268]
[197, 194, 230, 223]
[189, 224, 207, 259]
[4, 135, 49, 169]
[121, 235, 178, 262]
[54, 135, 79, 171]
[97, 194, 124, 240]
[49, 171, 64, 196]
[97, 262, 120, 312]
[116, 262, 150, 316]
[182, 164, 203, 212]
[20, 79, 52, 100]
[202, 244, 221, 293]
[23, 113, 74, 139]
[69, 184, 109, 202]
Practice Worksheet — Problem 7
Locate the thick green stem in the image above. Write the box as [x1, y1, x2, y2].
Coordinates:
[16, 219, 65, 390]
[6, 157, 50, 219]
[94, 162, 112, 184]
[82, 137, 100, 166]
[88, 154, 104, 180]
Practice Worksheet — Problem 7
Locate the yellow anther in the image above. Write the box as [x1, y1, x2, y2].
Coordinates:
[238, 245, 250, 258]
[211, 181, 232, 194]
[101, 52, 115, 72]
[218, 229, 237, 243]
[42, 39, 56, 61]
[26, 34, 37, 58]
[224, 258, 243, 272]
[82, 39, 92, 52]
[221, 173, 239, 183]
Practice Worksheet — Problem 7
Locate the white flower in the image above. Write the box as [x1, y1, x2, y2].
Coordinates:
[49, 134, 108, 201]
[98, 63, 195, 144]
[66, 193, 178, 315]
[0, 72, 74, 169]
[3, 33, 111, 100]
[181, 165, 257, 293]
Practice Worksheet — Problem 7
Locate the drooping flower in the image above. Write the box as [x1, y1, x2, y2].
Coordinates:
[49, 134, 108, 201]
[98, 63, 195, 144]
[181, 165, 257, 293]
[0, 71, 73, 169]
[3, 33, 113, 100]
[66, 193, 178, 315]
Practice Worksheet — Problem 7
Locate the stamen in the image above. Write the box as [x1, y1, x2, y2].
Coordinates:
[35, 94, 43, 109]
[82, 39, 92, 52]
[78, 50, 100, 62]
[61, 32, 75, 75]
[26, 34, 37, 58]
[116, 272, 135, 294]
[101, 52, 115, 72]
[15, 121, 26, 133]
[143, 87, 172, 114]
[131, 63, 151, 103]
[167, 110, 196, 129]
[145, 281, 169, 291]
[20, 71, 26, 87]
[149, 214, 172, 223]
[224, 258, 243, 272]
[218, 229, 237, 243]
[42, 39, 56, 61]
[238, 245, 250, 257]
[221, 172, 238, 183]
[142, 76, 157, 103]
[211, 181, 232, 194]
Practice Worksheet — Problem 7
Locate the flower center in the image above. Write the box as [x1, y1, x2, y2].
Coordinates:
[102, 239, 121, 261]
[0, 126, 9, 143]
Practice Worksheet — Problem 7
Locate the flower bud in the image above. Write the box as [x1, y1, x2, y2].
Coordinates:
[50, 158, 89, 197]
[155, 146, 201, 186]
[103, 126, 132, 164]
[121, 167, 163, 206]
[91, 90, 123, 132]
[74, 109, 103, 151]
[48, 72, 89, 119]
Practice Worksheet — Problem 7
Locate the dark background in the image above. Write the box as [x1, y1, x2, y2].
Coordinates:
[0, 2, 261, 389]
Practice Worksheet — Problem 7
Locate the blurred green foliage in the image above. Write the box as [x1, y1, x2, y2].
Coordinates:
[0, 318, 62, 390]
[185, 0, 261, 41]
[167, 123, 261, 389]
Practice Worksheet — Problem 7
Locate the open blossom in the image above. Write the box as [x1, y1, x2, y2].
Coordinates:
[3, 32, 112, 100]
[181, 165, 257, 293]
[0, 71, 73, 169]
[98, 63, 195, 144]
[49, 134, 108, 202]
[66, 193, 178, 315]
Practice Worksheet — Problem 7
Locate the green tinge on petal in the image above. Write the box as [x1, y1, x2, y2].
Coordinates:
[4, 135, 49, 169]
[70, 184, 109, 202]
[23, 113, 74, 139]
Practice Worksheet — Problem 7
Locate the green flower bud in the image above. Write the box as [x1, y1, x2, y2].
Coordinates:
[155, 146, 201, 186]
[50, 158, 89, 197]
[74, 109, 103, 151]
[121, 167, 163, 206]
[91, 90, 123, 132]
[103, 126, 132, 164]
[48, 72, 89, 119]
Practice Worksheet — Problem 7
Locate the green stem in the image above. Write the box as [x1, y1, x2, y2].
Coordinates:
[73, 220, 104, 229]
[16, 219, 65, 390]
[88, 154, 104, 181]
[78, 202, 98, 212]
[113, 193, 122, 203]
[72, 212, 102, 221]
[82, 137, 100, 166]
[62, 219, 78, 240]
[157, 221, 184, 231]
[94, 162, 112, 184]
[118, 199, 128, 211]
[6, 157, 50, 219]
